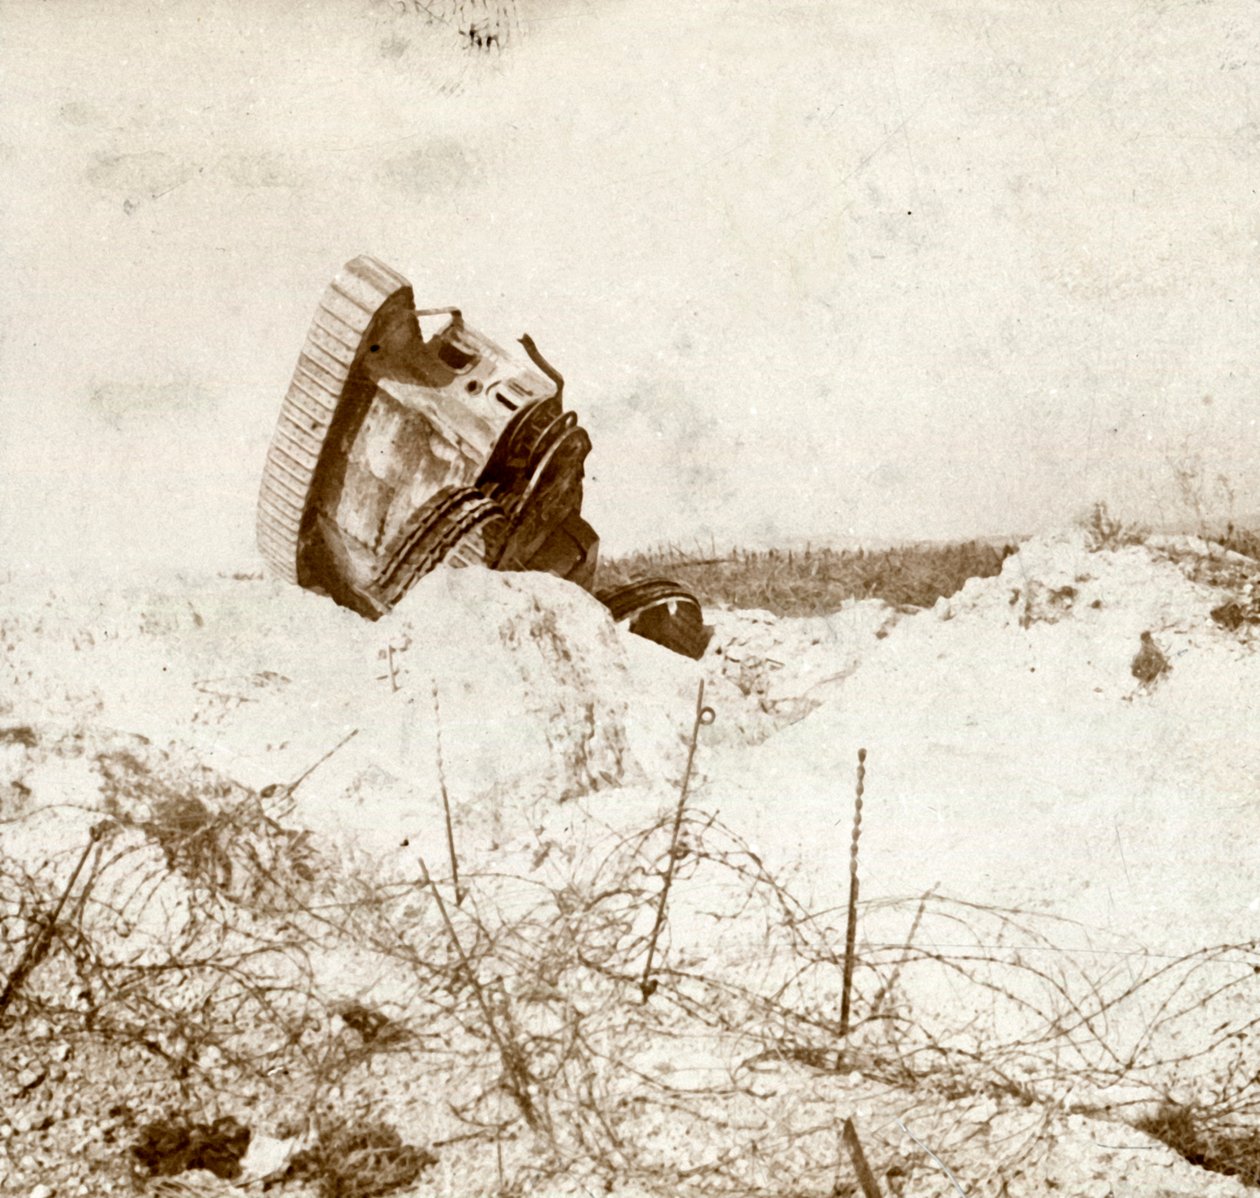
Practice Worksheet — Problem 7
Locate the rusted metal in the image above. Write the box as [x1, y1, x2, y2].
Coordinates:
[838, 747, 867, 1061]
[842, 1117, 884, 1198]
[640, 681, 716, 1001]
[0, 821, 112, 1024]
[596, 578, 714, 659]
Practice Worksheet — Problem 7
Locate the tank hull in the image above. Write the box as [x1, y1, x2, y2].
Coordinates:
[257, 256, 711, 658]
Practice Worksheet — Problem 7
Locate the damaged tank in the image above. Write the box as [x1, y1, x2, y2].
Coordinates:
[256, 255, 712, 659]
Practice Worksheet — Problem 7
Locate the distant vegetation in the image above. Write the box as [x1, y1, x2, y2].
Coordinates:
[597, 511, 1260, 618]
[596, 538, 1019, 616]
[1220, 523, 1260, 561]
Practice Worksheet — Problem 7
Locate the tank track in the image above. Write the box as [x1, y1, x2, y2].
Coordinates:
[364, 486, 509, 613]
[595, 579, 714, 660]
[256, 257, 413, 584]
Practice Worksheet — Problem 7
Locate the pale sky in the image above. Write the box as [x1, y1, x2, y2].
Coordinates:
[1, 0, 1257, 575]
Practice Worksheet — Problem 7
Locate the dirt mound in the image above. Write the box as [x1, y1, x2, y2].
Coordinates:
[0, 566, 703, 853]
[697, 600, 898, 743]
[719, 529, 1260, 952]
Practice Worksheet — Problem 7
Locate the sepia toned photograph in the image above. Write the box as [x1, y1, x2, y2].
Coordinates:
[1, 1, 1258, 1194]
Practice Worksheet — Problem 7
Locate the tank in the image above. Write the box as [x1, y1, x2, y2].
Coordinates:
[256, 255, 711, 659]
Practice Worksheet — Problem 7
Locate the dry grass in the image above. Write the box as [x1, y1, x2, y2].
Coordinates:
[1136, 1103, 1260, 1187]
[286, 1115, 438, 1198]
[1218, 523, 1260, 562]
[595, 538, 1017, 616]
[596, 512, 1260, 620]
[1081, 500, 1150, 552]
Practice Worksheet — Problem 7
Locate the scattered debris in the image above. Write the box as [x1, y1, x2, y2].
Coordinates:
[334, 1000, 410, 1048]
[1210, 581, 1260, 631]
[285, 1118, 437, 1198]
[1130, 630, 1171, 685]
[132, 1114, 251, 1180]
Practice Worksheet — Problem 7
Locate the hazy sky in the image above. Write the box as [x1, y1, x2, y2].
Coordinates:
[1, 0, 1257, 574]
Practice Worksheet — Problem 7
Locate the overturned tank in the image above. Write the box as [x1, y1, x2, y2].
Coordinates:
[256, 255, 711, 659]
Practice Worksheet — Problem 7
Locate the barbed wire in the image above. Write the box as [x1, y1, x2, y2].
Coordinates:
[1, 741, 1255, 1195]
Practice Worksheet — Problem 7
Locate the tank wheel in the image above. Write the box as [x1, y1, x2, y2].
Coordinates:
[364, 486, 509, 614]
[519, 512, 600, 589]
[497, 415, 592, 571]
[595, 579, 713, 660]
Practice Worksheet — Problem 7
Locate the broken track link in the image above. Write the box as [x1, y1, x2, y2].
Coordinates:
[595, 578, 714, 660]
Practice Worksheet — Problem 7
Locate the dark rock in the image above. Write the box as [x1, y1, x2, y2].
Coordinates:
[132, 1114, 250, 1180]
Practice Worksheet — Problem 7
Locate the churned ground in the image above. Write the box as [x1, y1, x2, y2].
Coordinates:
[1, 527, 1258, 1196]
